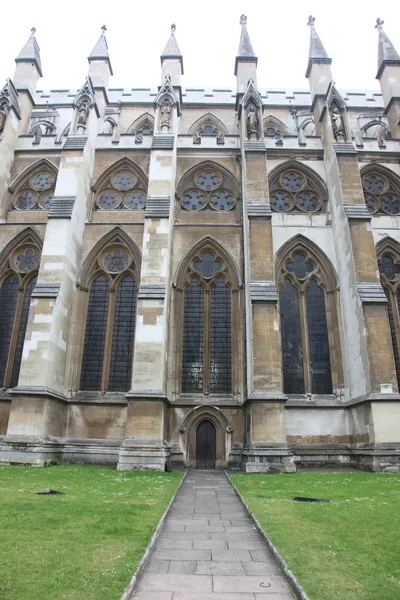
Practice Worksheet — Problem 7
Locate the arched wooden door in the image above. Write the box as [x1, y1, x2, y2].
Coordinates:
[196, 420, 216, 469]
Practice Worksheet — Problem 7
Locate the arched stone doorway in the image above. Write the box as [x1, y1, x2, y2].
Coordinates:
[178, 406, 233, 468]
[196, 420, 216, 468]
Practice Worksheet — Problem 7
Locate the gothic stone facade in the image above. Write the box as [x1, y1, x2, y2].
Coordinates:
[0, 19, 400, 472]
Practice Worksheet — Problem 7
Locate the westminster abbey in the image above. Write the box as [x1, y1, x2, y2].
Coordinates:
[0, 17, 399, 472]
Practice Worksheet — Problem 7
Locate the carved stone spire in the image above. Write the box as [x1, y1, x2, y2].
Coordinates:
[375, 18, 400, 79]
[305, 16, 332, 78]
[88, 25, 114, 75]
[15, 27, 43, 77]
[160, 24, 183, 86]
[235, 14, 257, 76]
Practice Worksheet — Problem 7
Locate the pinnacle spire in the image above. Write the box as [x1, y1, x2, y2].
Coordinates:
[15, 27, 42, 77]
[235, 15, 257, 76]
[305, 16, 332, 78]
[375, 18, 400, 79]
[237, 14, 256, 57]
[88, 25, 113, 75]
[161, 24, 183, 75]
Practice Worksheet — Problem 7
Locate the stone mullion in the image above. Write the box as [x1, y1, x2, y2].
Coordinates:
[101, 287, 116, 393]
[203, 287, 211, 395]
[299, 289, 311, 394]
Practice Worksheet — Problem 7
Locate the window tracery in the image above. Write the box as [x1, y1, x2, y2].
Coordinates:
[178, 167, 236, 212]
[361, 169, 400, 216]
[377, 243, 400, 388]
[79, 241, 138, 392]
[94, 162, 147, 211]
[0, 235, 41, 389]
[270, 167, 323, 213]
[181, 250, 232, 394]
[10, 164, 57, 211]
[277, 243, 338, 395]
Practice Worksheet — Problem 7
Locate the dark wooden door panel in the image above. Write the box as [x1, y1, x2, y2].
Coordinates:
[196, 420, 216, 469]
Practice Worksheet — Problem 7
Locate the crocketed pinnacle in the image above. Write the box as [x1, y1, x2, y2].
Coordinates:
[237, 14, 256, 57]
[15, 27, 43, 77]
[305, 16, 332, 78]
[88, 25, 113, 75]
[161, 24, 183, 74]
[375, 18, 400, 79]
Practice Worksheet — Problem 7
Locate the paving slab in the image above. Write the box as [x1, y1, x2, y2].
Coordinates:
[131, 471, 294, 599]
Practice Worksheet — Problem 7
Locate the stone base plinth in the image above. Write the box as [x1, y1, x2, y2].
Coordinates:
[0, 435, 62, 466]
[353, 443, 400, 472]
[117, 439, 171, 471]
[241, 444, 296, 473]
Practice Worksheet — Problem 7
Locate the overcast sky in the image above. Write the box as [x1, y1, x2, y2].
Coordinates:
[1, 0, 399, 92]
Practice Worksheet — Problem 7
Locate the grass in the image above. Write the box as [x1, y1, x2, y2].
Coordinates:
[230, 471, 400, 600]
[0, 465, 182, 600]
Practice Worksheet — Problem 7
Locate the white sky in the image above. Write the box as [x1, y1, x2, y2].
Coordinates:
[1, 0, 399, 92]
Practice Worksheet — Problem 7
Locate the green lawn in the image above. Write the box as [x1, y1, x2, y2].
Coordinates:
[0, 465, 182, 600]
[230, 472, 400, 600]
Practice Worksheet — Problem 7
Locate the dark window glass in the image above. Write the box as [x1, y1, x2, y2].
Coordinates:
[391, 288, 400, 388]
[193, 252, 222, 279]
[10, 276, 37, 387]
[80, 276, 109, 391]
[280, 279, 305, 393]
[0, 274, 19, 386]
[210, 278, 232, 393]
[182, 278, 204, 393]
[305, 280, 332, 394]
[286, 253, 313, 279]
[108, 275, 137, 392]
[265, 127, 276, 137]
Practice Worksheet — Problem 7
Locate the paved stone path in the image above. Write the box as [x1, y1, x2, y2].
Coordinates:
[132, 470, 295, 600]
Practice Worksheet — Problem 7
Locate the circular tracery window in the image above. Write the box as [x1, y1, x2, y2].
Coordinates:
[30, 171, 55, 191]
[101, 247, 131, 274]
[13, 190, 39, 210]
[12, 247, 41, 273]
[11, 168, 56, 211]
[362, 172, 400, 215]
[95, 169, 147, 210]
[180, 168, 236, 211]
[270, 169, 322, 213]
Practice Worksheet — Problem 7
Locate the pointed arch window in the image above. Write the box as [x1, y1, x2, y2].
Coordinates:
[377, 246, 400, 388]
[80, 245, 138, 392]
[362, 169, 400, 216]
[0, 244, 40, 388]
[10, 163, 57, 211]
[94, 162, 148, 211]
[177, 165, 238, 212]
[180, 250, 234, 395]
[278, 249, 337, 395]
[270, 167, 324, 213]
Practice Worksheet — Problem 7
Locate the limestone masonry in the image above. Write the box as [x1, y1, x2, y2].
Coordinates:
[0, 17, 399, 472]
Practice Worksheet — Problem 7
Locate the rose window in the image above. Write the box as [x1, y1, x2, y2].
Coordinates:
[95, 168, 147, 211]
[13, 190, 38, 210]
[179, 168, 237, 211]
[14, 248, 41, 273]
[124, 190, 146, 210]
[98, 190, 122, 210]
[362, 172, 400, 215]
[270, 168, 322, 213]
[112, 172, 136, 191]
[103, 248, 130, 273]
[30, 171, 55, 191]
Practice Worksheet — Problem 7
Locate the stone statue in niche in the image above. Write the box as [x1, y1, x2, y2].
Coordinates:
[0, 103, 8, 134]
[246, 101, 259, 139]
[331, 107, 346, 141]
[77, 101, 90, 132]
[160, 98, 172, 131]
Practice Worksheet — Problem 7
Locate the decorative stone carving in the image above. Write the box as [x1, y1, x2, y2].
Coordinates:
[242, 79, 263, 140]
[154, 75, 179, 132]
[0, 78, 20, 134]
[246, 101, 259, 139]
[0, 103, 7, 134]
[73, 77, 98, 133]
[160, 98, 172, 131]
[331, 106, 346, 142]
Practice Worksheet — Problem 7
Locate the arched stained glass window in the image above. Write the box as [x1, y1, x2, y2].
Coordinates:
[79, 244, 138, 392]
[378, 249, 400, 388]
[181, 250, 233, 394]
[278, 250, 333, 395]
[269, 167, 324, 213]
[0, 242, 41, 389]
[362, 169, 400, 215]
